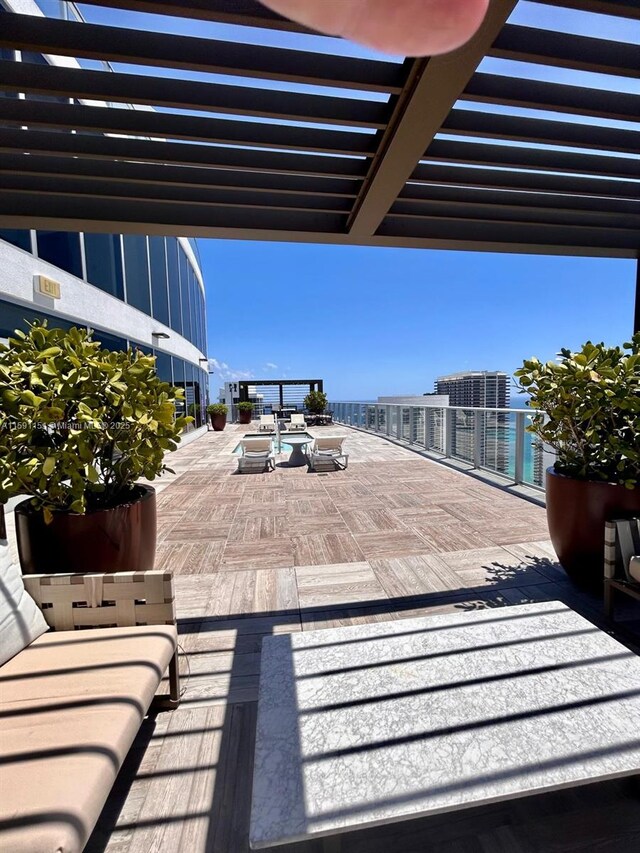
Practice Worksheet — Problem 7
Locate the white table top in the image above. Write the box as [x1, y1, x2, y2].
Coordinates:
[281, 433, 313, 446]
[250, 601, 640, 849]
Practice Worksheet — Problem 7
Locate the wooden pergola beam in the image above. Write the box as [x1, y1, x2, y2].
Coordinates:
[347, 0, 518, 238]
[536, 0, 640, 20]
[79, 0, 318, 32]
[0, 12, 402, 93]
[491, 24, 640, 78]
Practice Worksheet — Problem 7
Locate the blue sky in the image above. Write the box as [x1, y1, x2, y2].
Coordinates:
[198, 241, 636, 400]
[61, 1, 639, 400]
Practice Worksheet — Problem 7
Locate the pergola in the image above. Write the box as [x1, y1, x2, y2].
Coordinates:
[0, 0, 638, 325]
[238, 378, 323, 409]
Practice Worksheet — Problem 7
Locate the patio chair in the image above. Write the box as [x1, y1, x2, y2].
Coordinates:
[604, 517, 640, 619]
[288, 413, 307, 431]
[237, 436, 275, 474]
[307, 436, 348, 471]
[258, 414, 276, 432]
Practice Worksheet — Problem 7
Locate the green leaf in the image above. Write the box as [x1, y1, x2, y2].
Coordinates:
[42, 457, 56, 476]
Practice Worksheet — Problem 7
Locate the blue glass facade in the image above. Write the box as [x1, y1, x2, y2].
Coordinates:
[0, 229, 206, 356]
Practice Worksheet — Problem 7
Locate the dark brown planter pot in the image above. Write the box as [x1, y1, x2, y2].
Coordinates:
[546, 468, 640, 588]
[238, 409, 252, 425]
[210, 413, 227, 431]
[15, 485, 157, 575]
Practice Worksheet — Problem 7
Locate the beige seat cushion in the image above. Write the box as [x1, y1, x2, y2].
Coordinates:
[0, 624, 177, 853]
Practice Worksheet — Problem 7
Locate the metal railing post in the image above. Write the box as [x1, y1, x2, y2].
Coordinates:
[473, 410, 483, 469]
[444, 408, 453, 458]
[514, 411, 525, 484]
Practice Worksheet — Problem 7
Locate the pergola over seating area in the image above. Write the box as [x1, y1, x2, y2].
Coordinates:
[238, 378, 323, 414]
[0, 1, 637, 271]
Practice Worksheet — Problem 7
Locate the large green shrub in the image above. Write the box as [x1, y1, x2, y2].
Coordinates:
[304, 390, 327, 414]
[0, 322, 190, 520]
[236, 401, 254, 412]
[515, 334, 640, 488]
[206, 403, 228, 415]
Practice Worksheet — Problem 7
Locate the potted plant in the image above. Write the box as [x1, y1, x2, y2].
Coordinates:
[0, 322, 190, 574]
[207, 403, 228, 431]
[304, 390, 328, 414]
[236, 401, 254, 425]
[515, 334, 640, 587]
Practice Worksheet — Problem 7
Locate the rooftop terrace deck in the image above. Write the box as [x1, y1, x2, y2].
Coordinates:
[10, 425, 637, 853]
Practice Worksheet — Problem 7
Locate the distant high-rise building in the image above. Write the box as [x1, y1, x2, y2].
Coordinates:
[434, 372, 510, 472]
[434, 371, 510, 408]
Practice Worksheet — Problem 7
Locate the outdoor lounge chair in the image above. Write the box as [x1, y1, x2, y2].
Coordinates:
[604, 517, 640, 619]
[237, 436, 276, 473]
[288, 413, 307, 431]
[307, 436, 348, 471]
[258, 414, 276, 432]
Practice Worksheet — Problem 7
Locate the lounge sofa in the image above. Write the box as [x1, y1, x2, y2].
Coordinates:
[0, 559, 179, 853]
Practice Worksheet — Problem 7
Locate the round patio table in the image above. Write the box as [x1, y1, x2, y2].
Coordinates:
[283, 434, 313, 467]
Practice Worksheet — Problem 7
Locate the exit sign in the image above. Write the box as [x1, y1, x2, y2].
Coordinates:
[35, 275, 61, 299]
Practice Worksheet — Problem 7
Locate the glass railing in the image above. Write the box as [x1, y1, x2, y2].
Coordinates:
[330, 402, 554, 491]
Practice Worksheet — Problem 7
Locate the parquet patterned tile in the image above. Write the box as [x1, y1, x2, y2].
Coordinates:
[219, 539, 295, 571]
[285, 515, 351, 537]
[371, 554, 461, 597]
[164, 521, 233, 541]
[339, 507, 409, 534]
[179, 541, 226, 576]
[408, 520, 496, 553]
[437, 545, 551, 590]
[296, 562, 387, 609]
[228, 515, 290, 542]
[292, 532, 366, 567]
[353, 530, 436, 560]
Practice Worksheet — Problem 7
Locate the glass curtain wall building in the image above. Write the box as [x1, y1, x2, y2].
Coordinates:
[0, 1, 209, 427]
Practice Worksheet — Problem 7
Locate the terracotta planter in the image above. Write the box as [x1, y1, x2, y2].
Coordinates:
[545, 468, 640, 588]
[238, 409, 252, 425]
[16, 485, 157, 575]
[210, 413, 227, 431]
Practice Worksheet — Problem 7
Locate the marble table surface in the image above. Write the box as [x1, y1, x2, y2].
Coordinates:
[250, 601, 640, 849]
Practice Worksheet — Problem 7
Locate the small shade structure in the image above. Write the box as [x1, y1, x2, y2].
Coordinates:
[238, 379, 323, 412]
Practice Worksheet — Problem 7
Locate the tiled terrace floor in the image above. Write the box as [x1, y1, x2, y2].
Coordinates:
[57, 425, 639, 852]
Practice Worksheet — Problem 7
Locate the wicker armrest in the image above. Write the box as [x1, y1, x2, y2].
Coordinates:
[23, 570, 177, 632]
[23, 570, 181, 704]
[604, 519, 640, 584]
